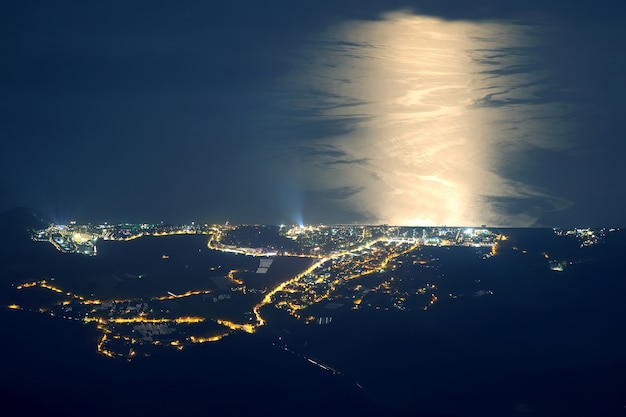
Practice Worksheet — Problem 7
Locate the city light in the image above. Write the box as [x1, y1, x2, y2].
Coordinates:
[12, 221, 516, 358]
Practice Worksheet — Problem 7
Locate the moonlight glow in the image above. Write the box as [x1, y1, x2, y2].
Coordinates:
[280, 13, 573, 226]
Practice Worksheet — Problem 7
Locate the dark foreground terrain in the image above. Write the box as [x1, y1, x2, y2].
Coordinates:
[1, 208, 625, 416]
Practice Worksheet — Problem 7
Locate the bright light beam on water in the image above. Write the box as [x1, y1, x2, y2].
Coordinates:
[278, 12, 573, 226]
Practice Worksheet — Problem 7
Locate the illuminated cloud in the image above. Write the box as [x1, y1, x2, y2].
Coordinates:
[278, 12, 575, 226]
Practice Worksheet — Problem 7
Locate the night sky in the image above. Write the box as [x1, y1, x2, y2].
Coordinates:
[2, 1, 625, 227]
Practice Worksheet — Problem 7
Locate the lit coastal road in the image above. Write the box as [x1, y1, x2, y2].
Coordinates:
[252, 257, 329, 326]
[251, 238, 420, 325]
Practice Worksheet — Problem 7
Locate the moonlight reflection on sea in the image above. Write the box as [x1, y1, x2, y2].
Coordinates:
[277, 13, 573, 226]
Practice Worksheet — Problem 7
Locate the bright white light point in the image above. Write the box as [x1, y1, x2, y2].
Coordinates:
[285, 12, 572, 226]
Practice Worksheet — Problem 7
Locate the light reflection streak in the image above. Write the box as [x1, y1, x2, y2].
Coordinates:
[282, 13, 572, 226]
